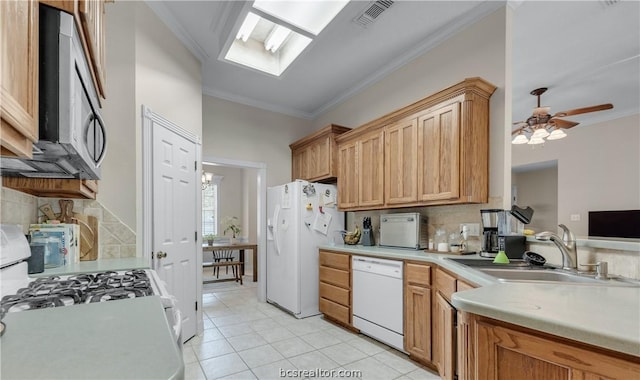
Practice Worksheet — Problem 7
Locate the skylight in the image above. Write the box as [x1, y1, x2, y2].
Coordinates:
[223, 1, 349, 77]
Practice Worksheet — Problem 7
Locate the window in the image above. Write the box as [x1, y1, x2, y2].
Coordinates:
[202, 175, 223, 236]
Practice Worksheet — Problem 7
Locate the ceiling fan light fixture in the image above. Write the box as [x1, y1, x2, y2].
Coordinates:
[547, 128, 567, 140]
[512, 134, 529, 144]
[528, 136, 545, 145]
[532, 126, 550, 139]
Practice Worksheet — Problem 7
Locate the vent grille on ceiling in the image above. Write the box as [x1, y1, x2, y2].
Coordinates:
[353, 0, 395, 27]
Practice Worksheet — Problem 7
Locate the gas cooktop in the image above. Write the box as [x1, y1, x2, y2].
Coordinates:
[0, 270, 155, 314]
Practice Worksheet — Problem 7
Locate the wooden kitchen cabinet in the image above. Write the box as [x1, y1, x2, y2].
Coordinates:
[404, 262, 432, 364]
[335, 78, 495, 211]
[358, 130, 384, 208]
[291, 148, 308, 181]
[385, 118, 418, 205]
[337, 140, 358, 209]
[468, 314, 640, 380]
[433, 268, 478, 380]
[78, 0, 106, 98]
[289, 124, 350, 183]
[417, 102, 460, 201]
[1, 0, 39, 158]
[337, 130, 384, 209]
[318, 250, 353, 328]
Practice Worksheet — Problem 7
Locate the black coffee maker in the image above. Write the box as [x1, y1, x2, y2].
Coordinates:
[480, 209, 502, 257]
[480, 207, 532, 259]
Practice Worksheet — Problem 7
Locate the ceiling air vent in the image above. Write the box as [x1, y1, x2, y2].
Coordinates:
[353, 0, 395, 27]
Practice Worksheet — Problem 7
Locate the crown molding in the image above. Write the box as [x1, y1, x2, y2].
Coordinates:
[202, 86, 314, 120]
[310, 1, 505, 119]
[145, 0, 210, 63]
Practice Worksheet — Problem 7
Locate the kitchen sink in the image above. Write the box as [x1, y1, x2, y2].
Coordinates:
[448, 258, 531, 268]
[478, 268, 640, 287]
[447, 258, 640, 287]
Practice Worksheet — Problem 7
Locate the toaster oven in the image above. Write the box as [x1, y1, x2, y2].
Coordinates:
[379, 213, 428, 249]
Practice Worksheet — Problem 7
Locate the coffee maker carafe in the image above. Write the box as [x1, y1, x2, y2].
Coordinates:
[480, 209, 501, 257]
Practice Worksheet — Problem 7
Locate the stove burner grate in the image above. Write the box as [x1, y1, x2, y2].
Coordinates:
[0, 270, 154, 314]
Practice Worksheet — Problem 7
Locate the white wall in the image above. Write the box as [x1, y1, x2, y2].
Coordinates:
[201, 96, 312, 187]
[100, 2, 202, 241]
[99, 2, 136, 229]
[512, 164, 558, 232]
[313, 7, 511, 204]
[243, 168, 259, 244]
[512, 113, 640, 236]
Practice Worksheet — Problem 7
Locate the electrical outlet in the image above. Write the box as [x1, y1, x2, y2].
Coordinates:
[570, 214, 581, 221]
[460, 223, 480, 237]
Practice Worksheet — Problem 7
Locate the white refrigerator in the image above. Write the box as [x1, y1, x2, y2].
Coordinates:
[266, 180, 344, 318]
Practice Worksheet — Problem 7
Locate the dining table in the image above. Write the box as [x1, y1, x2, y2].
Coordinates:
[203, 242, 258, 282]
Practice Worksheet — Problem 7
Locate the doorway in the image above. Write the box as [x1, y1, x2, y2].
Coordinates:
[203, 156, 267, 305]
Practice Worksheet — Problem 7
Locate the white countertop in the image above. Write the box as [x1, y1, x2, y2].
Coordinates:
[451, 283, 640, 357]
[319, 244, 640, 357]
[0, 296, 184, 379]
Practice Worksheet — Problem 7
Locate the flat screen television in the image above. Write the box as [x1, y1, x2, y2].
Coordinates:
[588, 210, 640, 239]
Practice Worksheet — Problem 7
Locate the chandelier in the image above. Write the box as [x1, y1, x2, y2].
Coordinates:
[202, 171, 213, 190]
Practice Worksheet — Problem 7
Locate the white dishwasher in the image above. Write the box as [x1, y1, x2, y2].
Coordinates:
[352, 256, 404, 351]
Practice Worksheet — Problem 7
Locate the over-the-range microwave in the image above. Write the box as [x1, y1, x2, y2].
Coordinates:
[0, 4, 106, 179]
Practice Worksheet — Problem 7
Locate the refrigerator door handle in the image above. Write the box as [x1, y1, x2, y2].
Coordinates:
[273, 204, 281, 256]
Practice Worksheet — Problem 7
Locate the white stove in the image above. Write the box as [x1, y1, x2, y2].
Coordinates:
[0, 225, 180, 344]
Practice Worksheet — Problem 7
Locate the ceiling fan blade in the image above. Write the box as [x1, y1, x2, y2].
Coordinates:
[511, 125, 527, 135]
[552, 103, 613, 118]
[512, 120, 527, 126]
[550, 119, 579, 129]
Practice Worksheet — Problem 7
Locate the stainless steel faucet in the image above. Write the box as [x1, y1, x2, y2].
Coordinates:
[535, 224, 578, 270]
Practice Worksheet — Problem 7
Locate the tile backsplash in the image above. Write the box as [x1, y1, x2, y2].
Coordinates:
[348, 197, 640, 279]
[348, 197, 504, 253]
[1, 187, 136, 259]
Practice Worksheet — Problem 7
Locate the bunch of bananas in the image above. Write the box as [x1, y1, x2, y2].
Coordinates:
[343, 226, 361, 245]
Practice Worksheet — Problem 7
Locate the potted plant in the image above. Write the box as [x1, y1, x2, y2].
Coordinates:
[222, 216, 241, 243]
[203, 233, 216, 246]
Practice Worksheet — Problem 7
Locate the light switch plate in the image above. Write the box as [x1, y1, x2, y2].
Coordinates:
[460, 223, 480, 237]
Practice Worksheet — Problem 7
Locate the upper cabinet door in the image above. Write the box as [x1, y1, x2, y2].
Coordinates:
[79, 0, 106, 99]
[1, 0, 39, 158]
[308, 136, 331, 180]
[337, 140, 358, 209]
[291, 147, 309, 181]
[358, 130, 384, 208]
[417, 102, 461, 201]
[385, 118, 418, 205]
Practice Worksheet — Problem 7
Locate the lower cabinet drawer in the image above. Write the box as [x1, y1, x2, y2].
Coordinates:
[319, 282, 350, 306]
[319, 266, 350, 288]
[319, 297, 350, 325]
[435, 268, 457, 302]
[319, 251, 350, 270]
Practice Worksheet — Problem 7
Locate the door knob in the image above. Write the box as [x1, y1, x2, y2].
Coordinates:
[156, 251, 167, 259]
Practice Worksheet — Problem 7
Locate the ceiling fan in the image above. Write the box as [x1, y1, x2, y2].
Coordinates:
[511, 87, 613, 144]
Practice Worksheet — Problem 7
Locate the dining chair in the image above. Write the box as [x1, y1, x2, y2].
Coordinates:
[213, 249, 236, 278]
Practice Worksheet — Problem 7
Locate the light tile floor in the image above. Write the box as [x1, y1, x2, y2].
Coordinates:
[184, 278, 441, 380]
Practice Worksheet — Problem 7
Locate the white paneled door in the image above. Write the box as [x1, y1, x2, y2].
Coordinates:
[151, 119, 198, 342]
